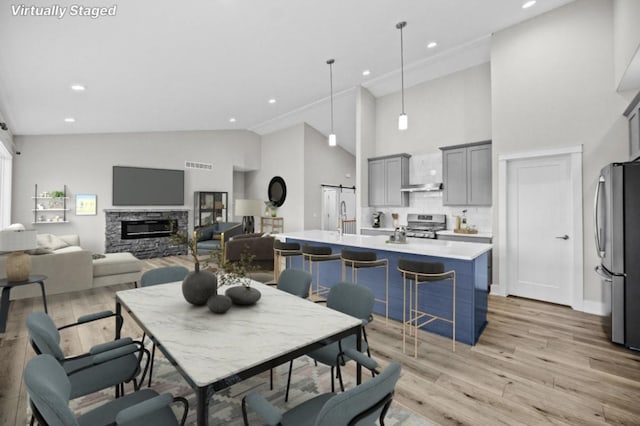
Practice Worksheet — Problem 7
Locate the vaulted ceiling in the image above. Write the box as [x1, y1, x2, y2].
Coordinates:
[0, 0, 575, 153]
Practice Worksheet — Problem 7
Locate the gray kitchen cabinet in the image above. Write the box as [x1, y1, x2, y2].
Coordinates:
[624, 93, 640, 161]
[368, 154, 410, 207]
[441, 141, 492, 206]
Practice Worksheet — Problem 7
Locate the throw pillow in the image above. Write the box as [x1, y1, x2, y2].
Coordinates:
[36, 233, 70, 250]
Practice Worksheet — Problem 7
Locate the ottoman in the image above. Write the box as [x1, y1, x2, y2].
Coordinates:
[92, 252, 142, 288]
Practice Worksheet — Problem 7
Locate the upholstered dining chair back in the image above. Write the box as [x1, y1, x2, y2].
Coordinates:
[26, 311, 65, 361]
[327, 281, 375, 322]
[24, 354, 81, 426]
[140, 266, 190, 287]
[316, 362, 402, 426]
[277, 268, 312, 298]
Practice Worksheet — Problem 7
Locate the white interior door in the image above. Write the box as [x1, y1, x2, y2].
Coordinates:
[322, 188, 338, 231]
[506, 154, 574, 305]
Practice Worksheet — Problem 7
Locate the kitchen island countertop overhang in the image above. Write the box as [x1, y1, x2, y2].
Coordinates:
[276, 230, 492, 261]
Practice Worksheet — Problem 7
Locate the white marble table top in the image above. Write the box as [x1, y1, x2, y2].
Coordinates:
[116, 281, 361, 388]
[278, 229, 492, 260]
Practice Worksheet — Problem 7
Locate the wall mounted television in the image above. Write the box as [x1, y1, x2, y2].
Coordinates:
[113, 166, 184, 206]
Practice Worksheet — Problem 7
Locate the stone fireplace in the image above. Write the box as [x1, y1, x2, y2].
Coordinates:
[105, 209, 188, 259]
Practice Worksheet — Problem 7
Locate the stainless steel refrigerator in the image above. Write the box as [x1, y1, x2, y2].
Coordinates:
[595, 162, 640, 349]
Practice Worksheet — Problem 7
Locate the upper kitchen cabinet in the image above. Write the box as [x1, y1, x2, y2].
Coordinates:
[368, 154, 410, 207]
[440, 141, 492, 206]
[624, 92, 640, 162]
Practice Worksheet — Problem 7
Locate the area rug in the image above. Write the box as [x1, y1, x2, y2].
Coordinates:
[66, 354, 433, 425]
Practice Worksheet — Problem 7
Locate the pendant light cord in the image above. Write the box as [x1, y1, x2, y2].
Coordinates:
[398, 22, 406, 115]
[327, 59, 335, 133]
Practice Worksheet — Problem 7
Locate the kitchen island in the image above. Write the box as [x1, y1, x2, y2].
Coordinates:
[278, 230, 492, 345]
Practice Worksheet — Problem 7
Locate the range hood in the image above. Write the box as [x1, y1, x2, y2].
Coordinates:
[400, 182, 443, 192]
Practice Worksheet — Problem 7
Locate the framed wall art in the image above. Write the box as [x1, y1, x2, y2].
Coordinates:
[75, 194, 97, 216]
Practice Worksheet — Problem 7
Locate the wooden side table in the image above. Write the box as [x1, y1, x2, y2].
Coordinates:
[0, 274, 48, 333]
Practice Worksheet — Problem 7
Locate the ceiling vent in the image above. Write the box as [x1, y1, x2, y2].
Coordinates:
[185, 161, 213, 171]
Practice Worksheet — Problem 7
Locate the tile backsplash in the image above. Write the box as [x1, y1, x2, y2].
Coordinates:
[363, 152, 493, 233]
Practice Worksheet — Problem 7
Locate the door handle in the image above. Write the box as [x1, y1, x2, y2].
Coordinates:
[594, 175, 605, 258]
[556, 235, 569, 240]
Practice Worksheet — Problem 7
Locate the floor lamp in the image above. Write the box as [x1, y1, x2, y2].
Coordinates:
[235, 199, 263, 234]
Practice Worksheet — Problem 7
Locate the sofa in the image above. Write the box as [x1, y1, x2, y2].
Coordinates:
[194, 222, 243, 255]
[224, 232, 275, 283]
[0, 234, 141, 300]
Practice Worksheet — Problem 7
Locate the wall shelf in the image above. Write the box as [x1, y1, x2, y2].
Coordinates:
[33, 184, 69, 224]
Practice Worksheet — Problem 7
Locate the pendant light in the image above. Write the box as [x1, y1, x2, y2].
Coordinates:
[327, 58, 337, 146]
[396, 21, 408, 130]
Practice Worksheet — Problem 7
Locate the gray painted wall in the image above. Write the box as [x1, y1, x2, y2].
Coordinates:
[246, 124, 305, 232]
[491, 0, 635, 306]
[613, 0, 640, 89]
[303, 123, 356, 230]
[13, 130, 261, 253]
[245, 122, 356, 233]
[374, 63, 492, 156]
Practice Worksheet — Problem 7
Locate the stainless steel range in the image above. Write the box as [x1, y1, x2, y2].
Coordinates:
[405, 213, 446, 239]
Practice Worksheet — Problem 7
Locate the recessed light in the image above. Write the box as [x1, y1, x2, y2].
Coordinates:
[64, 117, 75, 123]
[229, 117, 236, 123]
[427, 41, 438, 49]
[362, 70, 371, 76]
[522, 1, 536, 8]
[70, 84, 86, 91]
[268, 98, 276, 104]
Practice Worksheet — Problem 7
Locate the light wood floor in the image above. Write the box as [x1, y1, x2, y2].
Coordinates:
[1, 255, 640, 425]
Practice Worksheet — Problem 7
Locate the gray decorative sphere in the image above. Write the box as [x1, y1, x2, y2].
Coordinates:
[207, 294, 232, 314]
[226, 286, 262, 306]
[182, 270, 218, 306]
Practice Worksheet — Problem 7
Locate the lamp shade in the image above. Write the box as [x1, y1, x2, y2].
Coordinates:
[0, 229, 37, 282]
[235, 199, 263, 217]
[0, 229, 37, 252]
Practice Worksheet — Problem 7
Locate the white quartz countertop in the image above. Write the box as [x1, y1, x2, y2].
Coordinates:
[437, 230, 493, 239]
[279, 230, 492, 260]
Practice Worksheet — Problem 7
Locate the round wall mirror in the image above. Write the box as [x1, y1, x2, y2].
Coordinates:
[268, 176, 287, 207]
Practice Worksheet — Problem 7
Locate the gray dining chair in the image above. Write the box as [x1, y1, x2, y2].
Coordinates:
[275, 268, 312, 298]
[243, 355, 401, 426]
[284, 282, 375, 402]
[140, 265, 190, 386]
[26, 311, 149, 400]
[24, 354, 188, 426]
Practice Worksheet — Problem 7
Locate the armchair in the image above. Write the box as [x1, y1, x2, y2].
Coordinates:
[24, 354, 188, 426]
[194, 222, 243, 256]
[225, 232, 276, 282]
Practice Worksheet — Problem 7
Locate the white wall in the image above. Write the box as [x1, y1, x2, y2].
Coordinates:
[13, 130, 261, 252]
[375, 63, 492, 156]
[246, 124, 305, 232]
[303, 124, 356, 230]
[613, 0, 640, 89]
[491, 0, 635, 305]
[355, 86, 376, 215]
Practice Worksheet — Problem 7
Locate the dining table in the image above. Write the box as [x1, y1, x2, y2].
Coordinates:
[115, 281, 363, 425]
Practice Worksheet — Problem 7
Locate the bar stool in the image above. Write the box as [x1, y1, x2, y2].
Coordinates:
[302, 245, 341, 297]
[340, 249, 389, 324]
[397, 258, 456, 357]
[273, 240, 303, 281]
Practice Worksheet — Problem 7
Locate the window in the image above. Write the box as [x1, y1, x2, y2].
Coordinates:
[0, 141, 12, 229]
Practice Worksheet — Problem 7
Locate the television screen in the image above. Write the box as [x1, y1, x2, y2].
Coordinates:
[113, 166, 184, 206]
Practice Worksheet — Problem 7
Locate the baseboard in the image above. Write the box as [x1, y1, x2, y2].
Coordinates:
[490, 282, 506, 296]
[581, 300, 609, 316]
